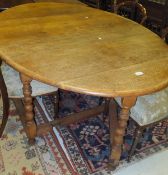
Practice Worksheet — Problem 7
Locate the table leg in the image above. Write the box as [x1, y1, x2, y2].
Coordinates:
[109, 96, 137, 170]
[20, 73, 36, 145]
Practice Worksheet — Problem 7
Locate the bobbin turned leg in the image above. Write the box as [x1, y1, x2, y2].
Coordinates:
[20, 73, 36, 145]
[109, 96, 137, 170]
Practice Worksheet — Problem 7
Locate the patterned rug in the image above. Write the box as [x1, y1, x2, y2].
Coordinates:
[0, 90, 168, 175]
[40, 90, 168, 173]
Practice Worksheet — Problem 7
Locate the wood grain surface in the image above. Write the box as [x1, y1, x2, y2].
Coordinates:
[0, 2, 167, 97]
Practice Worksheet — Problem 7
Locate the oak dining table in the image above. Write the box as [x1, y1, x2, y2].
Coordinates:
[0, 2, 168, 169]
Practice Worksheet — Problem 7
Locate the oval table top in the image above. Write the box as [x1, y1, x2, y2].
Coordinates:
[0, 2, 168, 97]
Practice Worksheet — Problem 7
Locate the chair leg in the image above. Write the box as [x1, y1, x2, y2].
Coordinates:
[52, 90, 59, 119]
[0, 96, 9, 137]
[98, 97, 110, 117]
[127, 126, 144, 162]
[165, 126, 168, 139]
[104, 98, 110, 116]
[0, 67, 9, 137]
[98, 97, 104, 106]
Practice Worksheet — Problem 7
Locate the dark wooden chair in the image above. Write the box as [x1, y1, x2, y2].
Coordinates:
[139, 0, 168, 36]
[115, 1, 147, 25]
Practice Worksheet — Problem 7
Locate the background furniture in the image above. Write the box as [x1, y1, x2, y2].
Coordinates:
[81, 0, 168, 37]
[101, 0, 136, 12]
[115, 1, 147, 25]
[139, 0, 168, 36]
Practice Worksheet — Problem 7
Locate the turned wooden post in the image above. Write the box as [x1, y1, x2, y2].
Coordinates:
[20, 73, 36, 144]
[109, 96, 137, 169]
